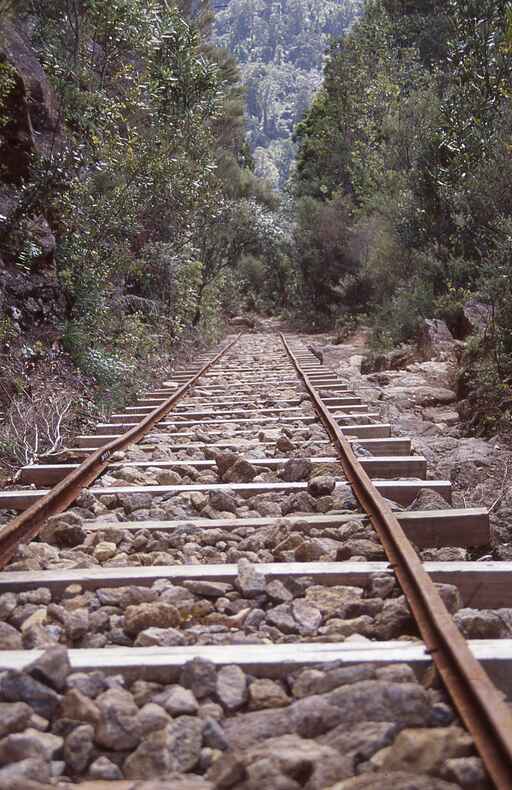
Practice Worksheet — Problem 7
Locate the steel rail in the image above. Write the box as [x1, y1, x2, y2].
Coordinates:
[0, 335, 240, 569]
[281, 333, 512, 789]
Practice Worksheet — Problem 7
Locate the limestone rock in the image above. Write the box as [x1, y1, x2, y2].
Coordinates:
[88, 755, 124, 780]
[124, 602, 181, 635]
[60, 688, 100, 725]
[27, 646, 71, 692]
[137, 703, 172, 735]
[63, 723, 94, 773]
[0, 702, 32, 738]
[443, 755, 488, 789]
[159, 685, 199, 716]
[235, 560, 266, 597]
[280, 458, 313, 482]
[248, 679, 290, 710]
[95, 687, 141, 750]
[181, 658, 217, 700]
[0, 671, 61, 719]
[209, 490, 238, 514]
[326, 772, 461, 789]
[0, 728, 62, 763]
[134, 626, 186, 647]
[0, 623, 22, 650]
[370, 725, 473, 773]
[223, 459, 258, 483]
[216, 665, 247, 712]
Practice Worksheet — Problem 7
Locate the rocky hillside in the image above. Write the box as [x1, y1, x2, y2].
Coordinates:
[0, 18, 63, 343]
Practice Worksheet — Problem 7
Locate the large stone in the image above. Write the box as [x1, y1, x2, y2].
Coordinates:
[134, 627, 186, 647]
[248, 679, 290, 710]
[203, 717, 229, 751]
[266, 603, 298, 634]
[408, 488, 453, 512]
[209, 451, 240, 476]
[222, 707, 291, 749]
[0, 54, 33, 182]
[123, 726, 175, 778]
[0, 728, 62, 763]
[280, 458, 313, 482]
[0, 671, 60, 719]
[304, 585, 363, 618]
[326, 680, 431, 728]
[0, 757, 52, 789]
[181, 658, 217, 700]
[308, 475, 336, 497]
[373, 598, 414, 640]
[182, 580, 233, 598]
[454, 608, 509, 639]
[292, 665, 376, 699]
[417, 318, 453, 347]
[124, 602, 181, 635]
[63, 723, 94, 773]
[209, 733, 352, 790]
[95, 688, 141, 750]
[124, 717, 203, 778]
[0, 594, 16, 620]
[26, 646, 71, 691]
[137, 703, 172, 736]
[159, 685, 198, 716]
[0, 623, 22, 649]
[215, 665, 247, 713]
[282, 491, 317, 515]
[462, 300, 491, 336]
[223, 459, 258, 483]
[88, 755, 124, 780]
[370, 725, 473, 774]
[320, 720, 397, 762]
[266, 579, 294, 604]
[25, 215, 56, 273]
[292, 598, 322, 634]
[60, 688, 101, 725]
[235, 560, 266, 597]
[0, 703, 32, 738]
[443, 755, 488, 789]
[209, 491, 237, 515]
[326, 773, 461, 789]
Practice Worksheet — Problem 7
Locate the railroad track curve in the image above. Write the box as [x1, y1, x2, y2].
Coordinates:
[0, 331, 511, 789]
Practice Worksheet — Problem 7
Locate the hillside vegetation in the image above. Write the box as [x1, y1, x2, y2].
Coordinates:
[0, 0, 280, 465]
[287, 0, 512, 429]
[214, 0, 362, 186]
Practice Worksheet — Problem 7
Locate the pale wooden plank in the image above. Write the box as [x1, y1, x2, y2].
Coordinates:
[62, 437, 412, 458]
[129, 396, 362, 412]
[0, 641, 510, 695]
[94, 413, 381, 434]
[110, 404, 370, 423]
[2, 557, 498, 603]
[74, 423, 393, 447]
[84, 507, 487, 547]
[0, 478, 450, 510]
[21, 456, 426, 486]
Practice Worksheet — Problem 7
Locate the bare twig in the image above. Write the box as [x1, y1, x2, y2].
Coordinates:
[489, 460, 510, 513]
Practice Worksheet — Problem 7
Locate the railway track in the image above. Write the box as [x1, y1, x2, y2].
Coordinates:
[0, 331, 511, 789]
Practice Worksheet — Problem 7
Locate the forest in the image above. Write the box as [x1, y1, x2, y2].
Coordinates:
[0, 0, 283, 462]
[1, 0, 512, 461]
[214, 0, 361, 186]
[289, 0, 512, 424]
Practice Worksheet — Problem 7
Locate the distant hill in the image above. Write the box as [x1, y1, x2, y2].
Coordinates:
[214, 0, 362, 187]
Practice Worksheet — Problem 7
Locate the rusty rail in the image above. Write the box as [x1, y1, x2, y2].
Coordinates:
[280, 333, 512, 789]
[0, 335, 240, 568]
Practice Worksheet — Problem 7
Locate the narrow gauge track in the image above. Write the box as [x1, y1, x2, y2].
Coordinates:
[0, 332, 511, 789]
